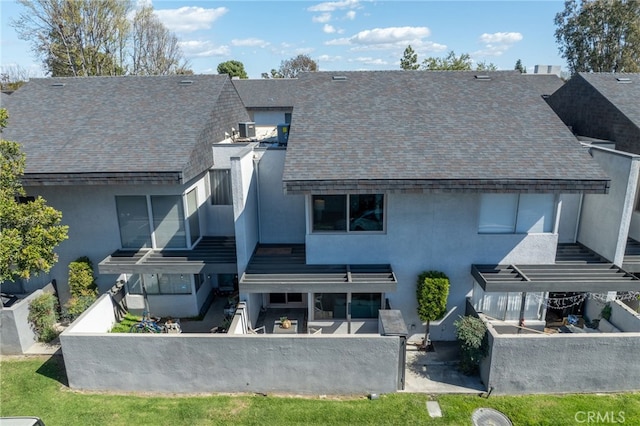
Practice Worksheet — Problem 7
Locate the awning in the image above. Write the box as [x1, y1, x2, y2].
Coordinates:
[98, 236, 237, 275]
[240, 245, 397, 293]
[472, 263, 640, 293]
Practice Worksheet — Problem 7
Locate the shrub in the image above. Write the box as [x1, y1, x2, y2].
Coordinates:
[68, 256, 97, 298]
[416, 270, 450, 348]
[454, 315, 488, 375]
[28, 293, 59, 342]
[64, 256, 98, 322]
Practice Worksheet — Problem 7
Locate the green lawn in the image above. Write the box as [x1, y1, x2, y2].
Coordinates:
[1, 356, 637, 425]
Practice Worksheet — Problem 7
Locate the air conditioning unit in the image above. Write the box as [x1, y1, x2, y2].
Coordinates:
[238, 122, 256, 138]
[277, 123, 289, 145]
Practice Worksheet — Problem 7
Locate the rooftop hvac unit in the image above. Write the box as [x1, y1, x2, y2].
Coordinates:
[277, 123, 289, 145]
[238, 122, 256, 138]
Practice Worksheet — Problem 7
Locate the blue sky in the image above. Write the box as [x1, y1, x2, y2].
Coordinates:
[1, 0, 567, 79]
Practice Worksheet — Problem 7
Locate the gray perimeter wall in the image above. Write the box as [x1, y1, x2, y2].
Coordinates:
[480, 320, 640, 394]
[60, 295, 401, 395]
[1, 283, 55, 355]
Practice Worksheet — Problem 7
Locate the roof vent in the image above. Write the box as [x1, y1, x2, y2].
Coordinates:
[50, 82, 65, 87]
[178, 80, 193, 85]
[332, 75, 347, 81]
[474, 75, 491, 81]
[616, 77, 632, 83]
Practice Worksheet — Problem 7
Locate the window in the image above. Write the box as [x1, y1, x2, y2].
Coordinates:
[186, 189, 200, 245]
[143, 274, 192, 294]
[116, 194, 195, 249]
[312, 194, 384, 232]
[478, 194, 555, 234]
[151, 196, 186, 248]
[126, 274, 192, 295]
[116, 196, 152, 249]
[210, 170, 232, 205]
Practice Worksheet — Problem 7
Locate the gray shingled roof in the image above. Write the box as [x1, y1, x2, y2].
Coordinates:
[522, 74, 565, 96]
[4, 75, 249, 184]
[283, 71, 609, 194]
[578, 72, 640, 128]
[232, 78, 297, 108]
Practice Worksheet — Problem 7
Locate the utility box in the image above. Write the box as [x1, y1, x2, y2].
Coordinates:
[238, 122, 256, 138]
[277, 123, 289, 145]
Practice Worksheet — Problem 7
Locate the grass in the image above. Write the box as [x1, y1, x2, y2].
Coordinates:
[109, 313, 142, 333]
[1, 356, 638, 426]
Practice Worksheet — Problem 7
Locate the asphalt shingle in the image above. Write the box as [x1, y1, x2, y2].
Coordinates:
[282, 70, 608, 193]
[3, 75, 249, 184]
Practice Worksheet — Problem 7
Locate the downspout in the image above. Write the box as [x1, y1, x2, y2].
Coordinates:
[574, 193, 583, 243]
[253, 153, 262, 243]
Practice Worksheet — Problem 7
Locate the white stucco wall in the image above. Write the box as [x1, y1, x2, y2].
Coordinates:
[24, 175, 209, 302]
[232, 146, 260, 276]
[306, 192, 558, 340]
[557, 194, 581, 243]
[255, 149, 305, 243]
[578, 147, 639, 265]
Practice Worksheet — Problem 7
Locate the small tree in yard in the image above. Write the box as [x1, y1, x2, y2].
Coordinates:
[416, 270, 450, 350]
[28, 292, 59, 342]
[454, 315, 489, 375]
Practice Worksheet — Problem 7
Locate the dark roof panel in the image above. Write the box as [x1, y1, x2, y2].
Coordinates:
[282, 71, 609, 193]
[578, 72, 640, 128]
[232, 78, 297, 108]
[4, 75, 249, 183]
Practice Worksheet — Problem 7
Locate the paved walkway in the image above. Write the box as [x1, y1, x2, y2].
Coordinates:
[403, 341, 485, 393]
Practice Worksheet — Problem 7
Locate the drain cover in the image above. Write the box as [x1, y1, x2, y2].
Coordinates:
[471, 408, 513, 426]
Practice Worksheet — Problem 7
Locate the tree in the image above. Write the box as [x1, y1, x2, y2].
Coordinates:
[264, 54, 318, 78]
[217, 60, 248, 79]
[1, 65, 31, 92]
[555, 0, 640, 74]
[514, 59, 526, 74]
[131, 5, 189, 75]
[13, 0, 131, 76]
[416, 271, 450, 350]
[12, 0, 190, 77]
[422, 51, 473, 70]
[0, 108, 68, 283]
[400, 45, 420, 70]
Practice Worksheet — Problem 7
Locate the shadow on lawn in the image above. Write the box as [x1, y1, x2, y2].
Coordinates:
[36, 354, 69, 387]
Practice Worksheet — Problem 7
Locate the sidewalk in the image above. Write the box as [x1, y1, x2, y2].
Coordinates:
[403, 341, 485, 393]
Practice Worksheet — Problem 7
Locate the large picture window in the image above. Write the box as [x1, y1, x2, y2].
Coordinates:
[210, 169, 232, 205]
[479, 193, 555, 234]
[312, 194, 384, 232]
[116, 194, 195, 249]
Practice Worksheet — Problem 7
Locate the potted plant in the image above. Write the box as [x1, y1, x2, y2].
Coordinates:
[280, 316, 291, 329]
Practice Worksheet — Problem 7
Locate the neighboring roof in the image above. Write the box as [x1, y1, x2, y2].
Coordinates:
[283, 71, 609, 194]
[522, 74, 565, 96]
[232, 78, 297, 108]
[4, 75, 249, 185]
[577, 72, 640, 128]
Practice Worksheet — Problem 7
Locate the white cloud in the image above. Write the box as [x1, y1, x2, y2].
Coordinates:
[323, 24, 337, 34]
[231, 38, 270, 48]
[312, 13, 332, 23]
[350, 27, 430, 45]
[179, 40, 230, 57]
[317, 54, 342, 62]
[155, 6, 228, 33]
[345, 10, 356, 20]
[479, 32, 523, 44]
[351, 57, 388, 66]
[325, 37, 351, 46]
[474, 32, 523, 57]
[308, 0, 360, 13]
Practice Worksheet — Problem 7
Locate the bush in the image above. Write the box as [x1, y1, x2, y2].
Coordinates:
[68, 256, 97, 298]
[454, 315, 488, 375]
[64, 256, 98, 322]
[28, 293, 59, 342]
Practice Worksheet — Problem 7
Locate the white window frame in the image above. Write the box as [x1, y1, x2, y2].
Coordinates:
[310, 194, 386, 233]
[478, 193, 557, 234]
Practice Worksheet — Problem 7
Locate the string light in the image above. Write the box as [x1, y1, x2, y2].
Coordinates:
[528, 292, 640, 309]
